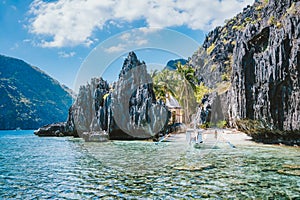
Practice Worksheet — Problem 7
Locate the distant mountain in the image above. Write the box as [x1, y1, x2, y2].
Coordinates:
[0, 55, 74, 130]
[165, 59, 188, 70]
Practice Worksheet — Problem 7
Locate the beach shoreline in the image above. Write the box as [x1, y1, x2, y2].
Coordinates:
[168, 128, 299, 148]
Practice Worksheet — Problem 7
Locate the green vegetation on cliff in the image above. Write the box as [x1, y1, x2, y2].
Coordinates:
[189, 0, 300, 144]
[0, 55, 74, 130]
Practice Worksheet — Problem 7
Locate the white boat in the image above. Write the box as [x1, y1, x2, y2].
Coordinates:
[186, 128, 204, 144]
[186, 128, 236, 149]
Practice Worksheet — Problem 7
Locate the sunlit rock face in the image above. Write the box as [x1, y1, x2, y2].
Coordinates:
[190, 0, 300, 132]
[35, 52, 169, 139]
[72, 52, 169, 139]
[72, 77, 109, 136]
[109, 52, 168, 140]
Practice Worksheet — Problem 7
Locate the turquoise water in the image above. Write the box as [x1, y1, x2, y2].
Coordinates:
[0, 130, 299, 199]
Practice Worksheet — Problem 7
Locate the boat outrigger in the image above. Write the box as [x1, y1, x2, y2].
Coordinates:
[186, 106, 236, 148]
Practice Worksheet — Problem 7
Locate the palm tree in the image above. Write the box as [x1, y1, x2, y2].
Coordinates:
[175, 62, 198, 124]
[150, 69, 177, 103]
[151, 65, 199, 125]
[176, 63, 197, 90]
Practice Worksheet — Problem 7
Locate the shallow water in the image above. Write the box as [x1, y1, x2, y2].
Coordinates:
[0, 130, 299, 199]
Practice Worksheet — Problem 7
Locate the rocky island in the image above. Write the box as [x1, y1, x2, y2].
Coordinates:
[35, 0, 299, 145]
[35, 52, 170, 141]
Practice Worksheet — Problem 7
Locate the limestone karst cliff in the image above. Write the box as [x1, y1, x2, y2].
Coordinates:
[230, 0, 300, 132]
[109, 52, 168, 139]
[189, 0, 299, 144]
[35, 52, 169, 140]
[35, 0, 299, 144]
[190, 0, 300, 130]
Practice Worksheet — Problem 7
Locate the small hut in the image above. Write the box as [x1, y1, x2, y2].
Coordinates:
[165, 94, 182, 123]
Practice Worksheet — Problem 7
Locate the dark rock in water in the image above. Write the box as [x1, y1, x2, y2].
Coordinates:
[34, 122, 76, 137]
[71, 52, 166, 140]
[35, 52, 169, 140]
[0, 55, 73, 130]
[35, 106, 78, 137]
[189, 0, 300, 143]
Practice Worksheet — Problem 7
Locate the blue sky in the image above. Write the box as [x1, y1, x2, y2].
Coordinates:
[0, 0, 253, 92]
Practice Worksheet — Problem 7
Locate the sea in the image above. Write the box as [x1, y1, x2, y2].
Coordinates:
[0, 130, 299, 199]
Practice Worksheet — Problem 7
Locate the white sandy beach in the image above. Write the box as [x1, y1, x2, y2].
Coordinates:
[166, 128, 256, 147]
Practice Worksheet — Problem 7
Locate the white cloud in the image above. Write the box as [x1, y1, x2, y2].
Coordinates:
[135, 39, 148, 46]
[104, 44, 126, 53]
[139, 27, 162, 34]
[23, 39, 31, 43]
[104, 31, 149, 53]
[58, 51, 76, 58]
[120, 33, 131, 41]
[28, 0, 253, 48]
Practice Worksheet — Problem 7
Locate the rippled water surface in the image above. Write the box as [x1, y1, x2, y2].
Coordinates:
[0, 130, 299, 199]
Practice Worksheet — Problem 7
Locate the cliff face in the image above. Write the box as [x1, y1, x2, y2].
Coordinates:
[190, 0, 300, 133]
[0, 55, 73, 130]
[75, 52, 168, 140]
[72, 77, 109, 134]
[230, 0, 300, 132]
[109, 52, 168, 139]
[34, 77, 107, 137]
[35, 52, 169, 140]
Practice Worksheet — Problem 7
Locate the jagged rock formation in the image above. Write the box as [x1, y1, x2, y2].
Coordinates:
[34, 1, 299, 144]
[229, 0, 300, 131]
[190, 0, 300, 144]
[35, 77, 109, 138]
[0, 55, 73, 130]
[35, 52, 169, 140]
[72, 77, 109, 134]
[34, 102, 78, 137]
[109, 52, 168, 139]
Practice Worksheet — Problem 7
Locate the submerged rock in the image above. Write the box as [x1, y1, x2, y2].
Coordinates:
[173, 164, 215, 171]
[277, 170, 300, 177]
[82, 131, 109, 142]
